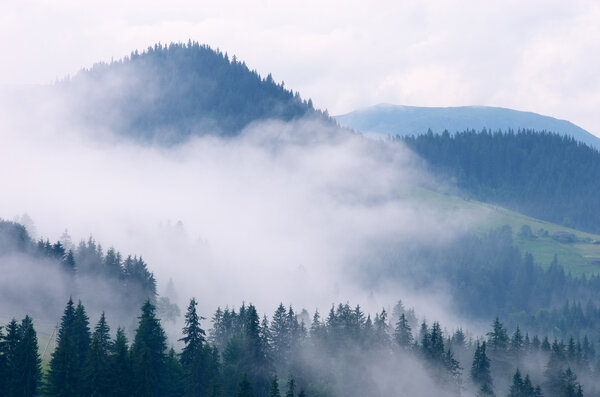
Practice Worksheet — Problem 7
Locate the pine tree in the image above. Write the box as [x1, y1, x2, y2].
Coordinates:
[560, 367, 582, 397]
[236, 373, 253, 397]
[271, 303, 290, 369]
[373, 308, 390, 347]
[260, 315, 273, 367]
[131, 299, 168, 397]
[82, 313, 111, 397]
[46, 298, 81, 397]
[508, 369, 524, 397]
[487, 317, 508, 352]
[544, 339, 567, 395]
[286, 306, 302, 354]
[164, 348, 185, 397]
[471, 341, 492, 390]
[3, 319, 20, 395]
[424, 321, 444, 362]
[104, 247, 123, 279]
[478, 382, 495, 396]
[270, 376, 281, 397]
[510, 327, 524, 358]
[444, 348, 462, 380]
[420, 321, 430, 357]
[62, 250, 77, 293]
[14, 316, 41, 397]
[309, 310, 325, 341]
[180, 298, 209, 397]
[394, 313, 413, 348]
[72, 301, 91, 368]
[286, 376, 296, 397]
[246, 304, 271, 395]
[109, 327, 132, 397]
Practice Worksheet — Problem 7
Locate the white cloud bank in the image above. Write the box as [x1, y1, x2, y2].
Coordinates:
[0, 88, 484, 325]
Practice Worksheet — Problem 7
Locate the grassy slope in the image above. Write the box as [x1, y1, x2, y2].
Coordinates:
[415, 188, 600, 277]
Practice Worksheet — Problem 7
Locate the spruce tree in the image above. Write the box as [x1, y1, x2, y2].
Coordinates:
[46, 298, 81, 397]
[82, 313, 111, 397]
[270, 375, 281, 397]
[236, 373, 253, 397]
[271, 303, 290, 369]
[3, 319, 20, 395]
[478, 383, 495, 396]
[487, 318, 508, 352]
[14, 316, 41, 397]
[510, 327, 524, 357]
[560, 367, 582, 397]
[109, 327, 132, 397]
[471, 341, 492, 390]
[180, 298, 209, 397]
[424, 321, 444, 363]
[508, 369, 523, 397]
[246, 304, 271, 395]
[131, 299, 168, 397]
[394, 313, 413, 348]
[164, 348, 185, 397]
[544, 340, 567, 395]
[286, 376, 296, 397]
[419, 321, 430, 357]
[72, 301, 92, 368]
[373, 308, 390, 347]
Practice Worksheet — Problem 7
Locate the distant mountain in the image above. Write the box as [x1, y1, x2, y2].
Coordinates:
[335, 104, 600, 150]
[59, 42, 329, 143]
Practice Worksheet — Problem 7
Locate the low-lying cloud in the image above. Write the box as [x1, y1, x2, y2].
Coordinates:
[0, 87, 486, 327]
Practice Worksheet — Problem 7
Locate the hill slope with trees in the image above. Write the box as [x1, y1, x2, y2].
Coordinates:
[61, 41, 330, 143]
[401, 130, 600, 234]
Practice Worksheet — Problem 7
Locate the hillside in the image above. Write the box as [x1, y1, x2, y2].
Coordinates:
[60, 42, 329, 142]
[401, 130, 600, 235]
[335, 104, 600, 150]
[416, 188, 600, 277]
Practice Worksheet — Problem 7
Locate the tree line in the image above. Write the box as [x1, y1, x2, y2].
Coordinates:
[0, 219, 158, 327]
[1, 297, 597, 396]
[376, 226, 600, 340]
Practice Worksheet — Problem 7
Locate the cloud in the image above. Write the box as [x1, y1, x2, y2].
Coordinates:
[1, 1, 599, 135]
[0, 84, 487, 324]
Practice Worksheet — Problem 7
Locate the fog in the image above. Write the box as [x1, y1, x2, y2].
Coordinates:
[0, 81, 493, 333]
[2, 72, 593, 396]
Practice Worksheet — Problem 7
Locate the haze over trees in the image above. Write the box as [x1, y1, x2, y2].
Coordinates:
[3, 40, 600, 396]
[0, 219, 157, 326]
[1, 298, 598, 396]
[61, 41, 330, 143]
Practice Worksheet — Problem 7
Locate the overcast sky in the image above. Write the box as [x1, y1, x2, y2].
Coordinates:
[2, 0, 600, 136]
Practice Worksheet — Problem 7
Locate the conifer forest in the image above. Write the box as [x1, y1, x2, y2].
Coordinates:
[3, 3, 600, 396]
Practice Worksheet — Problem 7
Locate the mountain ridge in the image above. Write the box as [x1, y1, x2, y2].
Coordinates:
[335, 103, 600, 150]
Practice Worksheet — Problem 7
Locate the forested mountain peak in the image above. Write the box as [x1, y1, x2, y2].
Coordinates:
[60, 41, 330, 143]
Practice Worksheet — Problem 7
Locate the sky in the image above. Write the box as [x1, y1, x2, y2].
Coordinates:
[2, 1, 600, 135]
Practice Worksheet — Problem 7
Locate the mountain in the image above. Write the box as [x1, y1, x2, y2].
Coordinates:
[335, 104, 600, 150]
[59, 42, 329, 143]
[402, 130, 600, 234]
